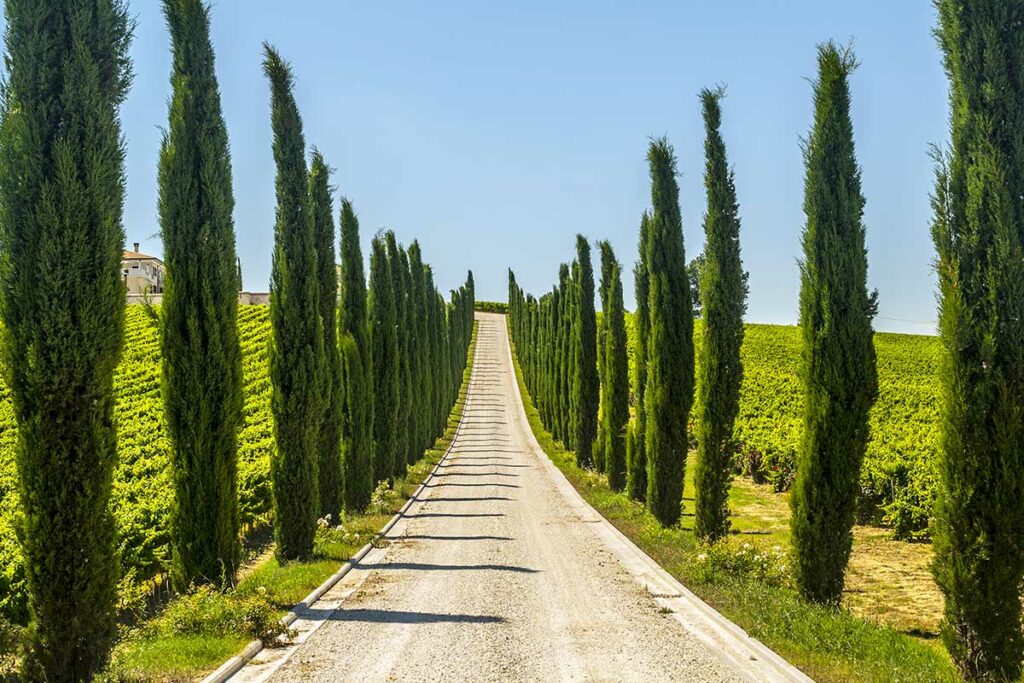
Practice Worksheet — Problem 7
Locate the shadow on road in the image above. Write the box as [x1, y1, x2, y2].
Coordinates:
[422, 482, 520, 489]
[401, 512, 507, 518]
[307, 608, 507, 625]
[359, 561, 540, 574]
[401, 534, 515, 542]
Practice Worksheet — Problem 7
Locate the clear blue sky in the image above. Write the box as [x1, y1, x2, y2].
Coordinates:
[20, 1, 952, 333]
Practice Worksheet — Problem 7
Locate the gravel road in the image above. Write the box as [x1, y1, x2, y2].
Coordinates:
[259, 313, 758, 682]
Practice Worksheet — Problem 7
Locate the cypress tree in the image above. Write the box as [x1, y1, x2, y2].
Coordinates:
[644, 138, 694, 528]
[545, 285, 561, 431]
[309, 151, 343, 519]
[573, 235, 599, 469]
[369, 234, 398, 484]
[159, 0, 243, 590]
[399, 245, 416, 470]
[558, 264, 573, 445]
[931, 2, 1024, 678]
[603, 259, 629, 492]
[385, 232, 410, 480]
[424, 268, 444, 437]
[596, 241, 617, 473]
[693, 87, 748, 543]
[408, 242, 429, 457]
[0, 0, 131, 676]
[264, 45, 323, 560]
[790, 43, 877, 606]
[338, 199, 373, 511]
[627, 212, 652, 502]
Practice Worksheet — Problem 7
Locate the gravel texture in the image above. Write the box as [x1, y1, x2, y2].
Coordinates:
[266, 313, 746, 682]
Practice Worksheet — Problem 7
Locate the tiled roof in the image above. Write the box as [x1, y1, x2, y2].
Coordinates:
[123, 251, 161, 262]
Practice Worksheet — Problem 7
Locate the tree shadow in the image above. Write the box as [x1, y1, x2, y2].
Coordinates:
[312, 608, 507, 625]
[401, 512, 506, 518]
[359, 561, 539, 573]
[401, 534, 514, 541]
[423, 482, 520, 489]
[421, 496, 514, 503]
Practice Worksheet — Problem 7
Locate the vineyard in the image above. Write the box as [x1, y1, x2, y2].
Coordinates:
[625, 318, 940, 539]
[0, 306, 276, 625]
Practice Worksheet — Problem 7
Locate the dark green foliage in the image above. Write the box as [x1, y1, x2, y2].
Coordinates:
[369, 234, 398, 485]
[602, 258, 629, 492]
[407, 242, 429, 460]
[557, 264, 573, 446]
[627, 212, 652, 502]
[386, 233, 410, 481]
[931, 2, 1024, 679]
[572, 236, 599, 469]
[338, 199, 373, 512]
[790, 43, 877, 606]
[309, 151, 343, 519]
[644, 139, 694, 528]
[0, 0, 131, 677]
[264, 45, 323, 560]
[159, 0, 243, 590]
[596, 241, 617, 474]
[693, 88, 748, 543]
[424, 268, 444, 437]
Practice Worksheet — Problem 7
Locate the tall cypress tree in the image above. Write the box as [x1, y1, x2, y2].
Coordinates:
[693, 87, 748, 543]
[309, 151, 343, 519]
[264, 45, 323, 560]
[160, 0, 243, 590]
[0, 1, 131, 676]
[596, 241, 617, 474]
[408, 242, 429, 457]
[338, 199, 373, 511]
[931, 2, 1024, 678]
[572, 235, 599, 468]
[627, 212, 652, 502]
[386, 232, 410, 480]
[399, 245, 417, 468]
[557, 264, 573, 445]
[424, 268, 444, 437]
[369, 234, 398, 485]
[644, 138, 694, 528]
[790, 43, 877, 606]
[603, 258, 629, 492]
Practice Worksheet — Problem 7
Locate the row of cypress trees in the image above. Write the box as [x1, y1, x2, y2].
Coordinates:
[508, 236, 622, 492]
[365, 228, 474, 492]
[509, 47, 879, 629]
[264, 46, 475, 561]
[0, 0, 474, 675]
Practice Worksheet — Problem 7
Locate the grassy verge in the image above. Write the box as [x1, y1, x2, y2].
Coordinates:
[507, 327, 957, 683]
[104, 323, 479, 683]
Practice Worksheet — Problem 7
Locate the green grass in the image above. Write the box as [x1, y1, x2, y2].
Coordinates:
[103, 324, 479, 683]
[509, 326, 957, 683]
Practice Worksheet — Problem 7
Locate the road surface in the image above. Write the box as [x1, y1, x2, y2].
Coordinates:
[237, 313, 805, 683]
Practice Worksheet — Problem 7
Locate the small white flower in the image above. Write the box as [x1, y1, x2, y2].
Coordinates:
[697, 553, 708, 562]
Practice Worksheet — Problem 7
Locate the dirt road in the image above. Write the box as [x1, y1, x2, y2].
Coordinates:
[237, 313, 806, 683]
